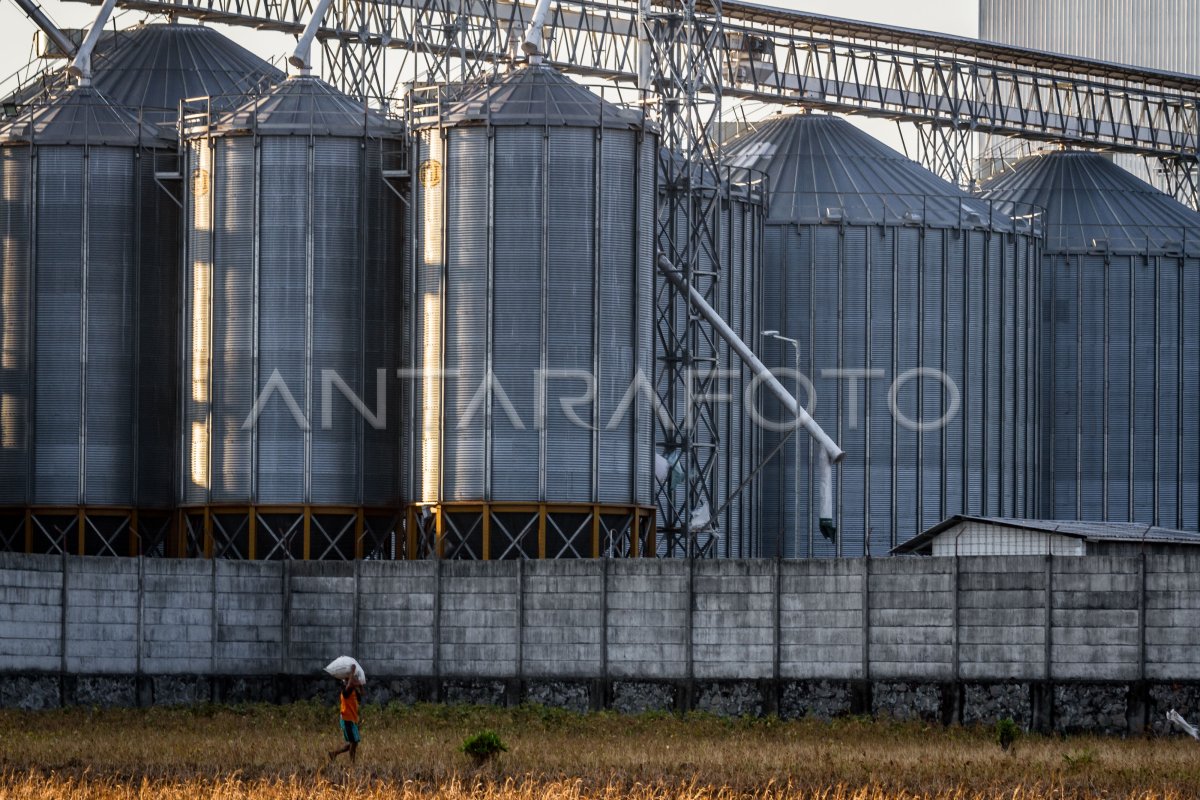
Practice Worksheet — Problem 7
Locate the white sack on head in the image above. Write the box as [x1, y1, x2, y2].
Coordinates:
[324, 656, 367, 684]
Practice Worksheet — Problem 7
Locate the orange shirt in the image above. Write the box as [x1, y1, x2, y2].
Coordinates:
[340, 686, 360, 723]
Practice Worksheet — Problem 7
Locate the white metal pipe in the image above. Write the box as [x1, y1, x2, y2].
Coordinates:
[289, 0, 334, 71]
[818, 447, 833, 522]
[67, 0, 117, 85]
[656, 253, 844, 463]
[636, 0, 650, 91]
[521, 0, 553, 61]
[13, 0, 77, 60]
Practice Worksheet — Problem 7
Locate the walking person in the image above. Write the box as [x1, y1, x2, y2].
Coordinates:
[328, 672, 363, 764]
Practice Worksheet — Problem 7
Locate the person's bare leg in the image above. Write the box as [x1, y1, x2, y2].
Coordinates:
[329, 743, 351, 761]
[349, 742, 358, 763]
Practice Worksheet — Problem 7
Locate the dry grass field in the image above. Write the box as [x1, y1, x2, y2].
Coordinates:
[1, 702, 1198, 799]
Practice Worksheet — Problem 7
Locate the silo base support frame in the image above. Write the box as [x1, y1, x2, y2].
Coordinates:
[0, 507, 177, 558]
[177, 506, 401, 561]
[404, 503, 656, 560]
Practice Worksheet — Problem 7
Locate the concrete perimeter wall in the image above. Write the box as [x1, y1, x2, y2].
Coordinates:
[2, 552, 1199, 734]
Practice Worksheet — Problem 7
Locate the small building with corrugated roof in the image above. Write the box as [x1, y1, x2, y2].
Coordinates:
[893, 515, 1200, 557]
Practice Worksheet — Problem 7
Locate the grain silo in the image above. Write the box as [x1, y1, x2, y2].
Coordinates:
[980, 151, 1200, 530]
[657, 152, 765, 557]
[728, 112, 1042, 557]
[0, 88, 174, 556]
[409, 64, 657, 559]
[181, 75, 404, 560]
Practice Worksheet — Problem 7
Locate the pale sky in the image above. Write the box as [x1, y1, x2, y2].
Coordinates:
[0, 0, 978, 91]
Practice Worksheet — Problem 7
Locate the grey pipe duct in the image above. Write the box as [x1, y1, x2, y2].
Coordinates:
[656, 252, 844, 538]
[67, 0, 116, 85]
[288, 0, 333, 71]
[521, 0, 553, 61]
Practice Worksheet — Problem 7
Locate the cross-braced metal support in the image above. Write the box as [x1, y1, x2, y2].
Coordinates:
[1150, 155, 1200, 212]
[646, 0, 725, 558]
[405, 503, 654, 559]
[178, 507, 398, 560]
[907, 122, 979, 192]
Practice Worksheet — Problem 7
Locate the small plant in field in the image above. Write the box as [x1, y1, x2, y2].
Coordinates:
[995, 718, 1020, 751]
[460, 730, 507, 764]
[1062, 748, 1096, 769]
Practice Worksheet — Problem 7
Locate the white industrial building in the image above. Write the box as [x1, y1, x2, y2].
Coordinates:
[977, 0, 1200, 186]
[894, 516, 1200, 557]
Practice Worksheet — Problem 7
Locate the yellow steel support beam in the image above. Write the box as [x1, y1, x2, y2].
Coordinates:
[482, 504, 491, 561]
[435, 505, 444, 559]
[248, 506, 257, 560]
[592, 505, 600, 558]
[302, 506, 312, 560]
[203, 507, 213, 559]
[537, 506, 547, 559]
[354, 508, 364, 560]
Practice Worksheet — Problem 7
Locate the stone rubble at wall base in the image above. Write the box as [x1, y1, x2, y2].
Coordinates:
[4, 673, 1199, 736]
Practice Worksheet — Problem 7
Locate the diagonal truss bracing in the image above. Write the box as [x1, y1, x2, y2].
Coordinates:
[67, 0, 1200, 164]
[647, 0, 726, 557]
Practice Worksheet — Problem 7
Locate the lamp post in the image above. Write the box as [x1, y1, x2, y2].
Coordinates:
[763, 330, 800, 559]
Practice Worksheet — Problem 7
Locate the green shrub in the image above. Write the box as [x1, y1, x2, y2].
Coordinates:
[996, 718, 1020, 752]
[460, 730, 508, 763]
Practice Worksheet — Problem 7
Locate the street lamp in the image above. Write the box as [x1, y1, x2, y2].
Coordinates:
[763, 330, 800, 558]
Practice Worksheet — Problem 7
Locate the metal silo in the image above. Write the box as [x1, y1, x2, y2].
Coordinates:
[409, 64, 657, 559]
[656, 152, 764, 557]
[181, 75, 404, 559]
[728, 112, 1042, 558]
[0, 88, 175, 556]
[980, 151, 1200, 530]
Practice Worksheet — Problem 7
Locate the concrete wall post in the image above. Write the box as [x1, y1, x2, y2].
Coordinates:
[432, 557, 442, 701]
[1043, 554, 1053, 681]
[59, 551, 68, 676]
[861, 557, 870, 681]
[210, 558, 218, 676]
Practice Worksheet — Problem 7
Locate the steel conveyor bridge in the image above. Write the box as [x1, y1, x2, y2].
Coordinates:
[65, 0, 1200, 186]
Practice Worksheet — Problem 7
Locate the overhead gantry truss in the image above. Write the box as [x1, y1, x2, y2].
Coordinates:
[66, 0, 1200, 162]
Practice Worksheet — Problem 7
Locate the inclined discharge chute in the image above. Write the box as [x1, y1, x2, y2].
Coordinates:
[656, 253, 845, 540]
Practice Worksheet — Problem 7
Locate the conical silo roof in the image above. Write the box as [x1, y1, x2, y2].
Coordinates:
[89, 24, 283, 123]
[209, 75, 398, 138]
[979, 151, 1200, 255]
[437, 64, 644, 129]
[2, 24, 283, 126]
[727, 113, 994, 228]
[0, 86, 164, 147]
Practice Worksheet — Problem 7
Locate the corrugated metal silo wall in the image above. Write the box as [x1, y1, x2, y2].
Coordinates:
[0, 146, 31, 504]
[137, 150, 180, 508]
[183, 134, 401, 507]
[1041, 252, 1200, 529]
[760, 222, 1041, 557]
[413, 123, 656, 509]
[719, 191, 761, 557]
[0, 142, 165, 507]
